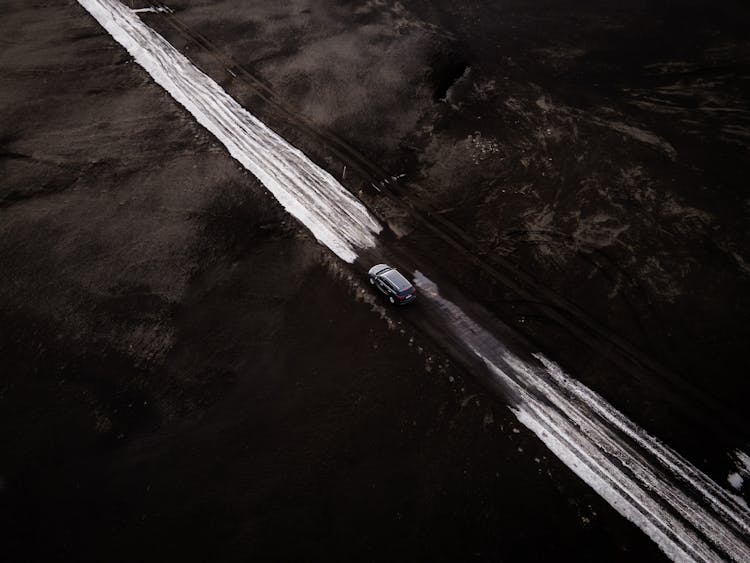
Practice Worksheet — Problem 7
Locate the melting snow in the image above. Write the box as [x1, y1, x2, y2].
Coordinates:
[735, 450, 750, 477]
[413, 270, 750, 562]
[78, 0, 381, 263]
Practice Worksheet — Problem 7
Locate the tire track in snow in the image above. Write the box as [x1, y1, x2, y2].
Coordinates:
[414, 271, 750, 562]
[77, 0, 381, 264]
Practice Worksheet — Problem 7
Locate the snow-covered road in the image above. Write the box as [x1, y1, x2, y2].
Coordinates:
[77, 1, 750, 560]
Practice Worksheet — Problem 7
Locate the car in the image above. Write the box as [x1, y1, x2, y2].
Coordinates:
[368, 264, 417, 305]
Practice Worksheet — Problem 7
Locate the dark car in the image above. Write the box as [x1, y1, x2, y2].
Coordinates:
[368, 264, 417, 305]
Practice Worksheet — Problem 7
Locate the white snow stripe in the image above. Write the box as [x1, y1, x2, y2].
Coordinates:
[78, 0, 381, 263]
[534, 354, 750, 530]
[505, 352, 750, 561]
[413, 271, 750, 562]
[736, 451, 750, 478]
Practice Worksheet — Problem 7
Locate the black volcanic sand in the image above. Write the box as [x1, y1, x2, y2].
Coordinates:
[1, 0, 748, 561]
[139, 0, 750, 478]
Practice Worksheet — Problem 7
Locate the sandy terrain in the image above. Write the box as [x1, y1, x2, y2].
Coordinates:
[2, 0, 749, 560]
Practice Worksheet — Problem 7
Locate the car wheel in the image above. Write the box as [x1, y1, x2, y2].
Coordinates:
[369, 277, 375, 285]
[389, 296, 395, 305]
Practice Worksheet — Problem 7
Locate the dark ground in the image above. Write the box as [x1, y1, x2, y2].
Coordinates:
[1, 0, 749, 561]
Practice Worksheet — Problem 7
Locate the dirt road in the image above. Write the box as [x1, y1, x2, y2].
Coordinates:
[2, 0, 749, 561]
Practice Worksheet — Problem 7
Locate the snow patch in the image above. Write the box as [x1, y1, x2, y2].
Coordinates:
[728, 473, 744, 491]
[131, 3, 172, 14]
[78, 0, 381, 263]
[734, 450, 750, 477]
[413, 270, 750, 562]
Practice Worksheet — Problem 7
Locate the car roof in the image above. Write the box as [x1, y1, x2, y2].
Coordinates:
[382, 268, 412, 291]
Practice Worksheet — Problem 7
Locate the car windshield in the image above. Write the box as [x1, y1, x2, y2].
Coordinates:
[382, 269, 412, 292]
